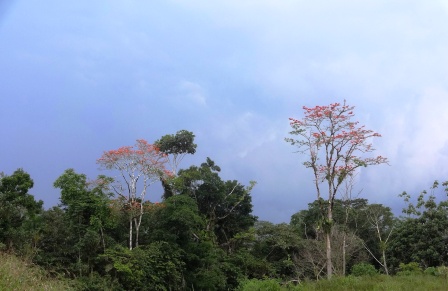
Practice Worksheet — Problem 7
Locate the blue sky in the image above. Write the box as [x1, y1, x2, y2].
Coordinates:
[1, 1, 448, 223]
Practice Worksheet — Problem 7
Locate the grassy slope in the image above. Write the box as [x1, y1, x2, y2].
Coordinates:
[298, 275, 448, 291]
[0, 252, 73, 291]
[3, 252, 448, 291]
[240, 275, 448, 291]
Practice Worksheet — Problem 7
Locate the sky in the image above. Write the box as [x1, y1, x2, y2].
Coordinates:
[1, 0, 448, 223]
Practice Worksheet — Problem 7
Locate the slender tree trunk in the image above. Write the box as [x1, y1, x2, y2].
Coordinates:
[129, 218, 133, 250]
[342, 193, 351, 276]
[134, 214, 142, 248]
[135, 221, 139, 248]
[100, 226, 106, 252]
[382, 250, 389, 275]
[342, 232, 346, 276]
[326, 232, 332, 279]
[326, 202, 333, 279]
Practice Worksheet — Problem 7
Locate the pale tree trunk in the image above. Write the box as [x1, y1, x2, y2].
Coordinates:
[382, 250, 389, 275]
[134, 182, 148, 249]
[129, 178, 136, 251]
[134, 217, 139, 248]
[326, 203, 333, 279]
[341, 174, 357, 276]
[362, 207, 393, 275]
[342, 233, 346, 276]
[342, 202, 348, 276]
[326, 232, 332, 278]
[378, 228, 391, 275]
[100, 225, 106, 251]
[342, 204, 349, 276]
[134, 213, 143, 248]
[129, 218, 133, 250]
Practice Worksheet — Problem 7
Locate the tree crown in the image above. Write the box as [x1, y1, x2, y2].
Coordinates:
[286, 101, 387, 187]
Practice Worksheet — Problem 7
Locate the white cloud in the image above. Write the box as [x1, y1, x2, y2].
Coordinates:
[178, 80, 207, 106]
[170, 0, 448, 104]
[361, 87, 448, 204]
[404, 88, 448, 178]
[210, 111, 280, 159]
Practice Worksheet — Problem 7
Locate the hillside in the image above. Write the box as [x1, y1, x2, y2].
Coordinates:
[0, 252, 73, 291]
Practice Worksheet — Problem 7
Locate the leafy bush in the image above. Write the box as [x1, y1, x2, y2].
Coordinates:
[424, 266, 448, 278]
[73, 273, 121, 291]
[437, 266, 448, 279]
[238, 278, 282, 291]
[101, 242, 185, 290]
[397, 262, 422, 276]
[350, 263, 378, 277]
[424, 266, 438, 276]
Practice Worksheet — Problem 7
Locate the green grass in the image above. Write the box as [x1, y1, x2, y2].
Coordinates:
[0, 252, 74, 291]
[240, 275, 448, 291]
[297, 275, 448, 291]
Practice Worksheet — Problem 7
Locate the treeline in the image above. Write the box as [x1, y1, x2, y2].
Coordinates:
[2, 131, 448, 290]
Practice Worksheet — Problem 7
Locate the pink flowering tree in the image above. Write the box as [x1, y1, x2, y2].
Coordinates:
[97, 139, 171, 250]
[285, 101, 387, 278]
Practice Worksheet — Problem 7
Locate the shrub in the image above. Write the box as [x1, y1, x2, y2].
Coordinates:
[350, 263, 378, 277]
[424, 266, 438, 276]
[437, 266, 448, 279]
[397, 262, 422, 276]
[238, 278, 282, 291]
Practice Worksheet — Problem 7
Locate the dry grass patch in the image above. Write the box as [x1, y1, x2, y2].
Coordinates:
[0, 252, 73, 291]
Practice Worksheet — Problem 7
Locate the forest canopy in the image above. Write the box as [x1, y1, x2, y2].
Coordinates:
[2, 123, 448, 290]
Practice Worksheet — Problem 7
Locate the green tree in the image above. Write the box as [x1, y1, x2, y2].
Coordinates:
[252, 221, 302, 281]
[101, 242, 184, 291]
[155, 130, 197, 199]
[148, 195, 205, 247]
[291, 198, 386, 277]
[0, 169, 43, 253]
[290, 198, 369, 240]
[149, 195, 231, 290]
[52, 169, 116, 277]
[154, 129, 197, 175]
[388, 181, 448, 270]
[34, 206, 74, 274]
[174, 157, 257, 248]
[286, 101, 387, 278]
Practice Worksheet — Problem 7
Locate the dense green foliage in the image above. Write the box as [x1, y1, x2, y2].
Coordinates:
[350, 263, 378, 277]
[0, 169, 43, 255]
[3, 131, 448, 289]
[387, 181, 448, 271]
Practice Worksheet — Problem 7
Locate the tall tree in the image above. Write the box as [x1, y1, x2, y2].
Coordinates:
[0, 169, 43, 252]
[155, 130, 197, 199]
[148, 195, 237, 290]
[285, 101, 387, 278]
[35, 206, 73, 273]
[175, 157, 257, 248]
[53, 169, 116, 277]
[97, 139, 171, 250]
[154, 129, 197, 175]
